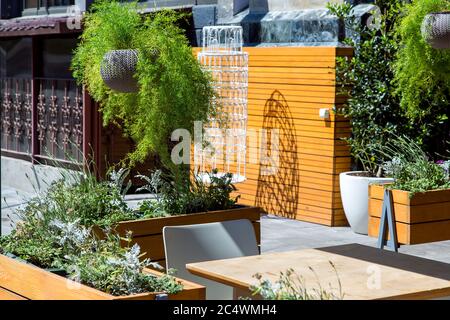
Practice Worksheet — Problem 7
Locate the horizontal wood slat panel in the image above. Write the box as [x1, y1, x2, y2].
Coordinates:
[249, 67, 335, 76]
[194, 46, 351, 226]
[248, 81, 335, 91]
[369, 198, 450, 224]
[368, 217, 450, 245]
[249, 55, 336, 62]
[249, 61, 335, 68]
[249, 76, 335, 86]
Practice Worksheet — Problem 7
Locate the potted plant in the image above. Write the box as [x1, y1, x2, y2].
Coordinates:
[394, 0, 450, 150]
[328, 1, 407, 234]
[72, 0, 216, 171]
[100, 49, 140, 92]
[368, 136, 450, 244]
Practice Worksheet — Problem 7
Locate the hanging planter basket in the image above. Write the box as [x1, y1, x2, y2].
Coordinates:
[100, 49, 139, 93]
[421, 12, 450, 49]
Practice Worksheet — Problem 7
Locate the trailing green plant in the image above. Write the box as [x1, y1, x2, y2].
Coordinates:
[72, 0, 215, 175]
[394, 0, 450, 157]
[137, 169, 239, 218]
[380, 135, 450, 194]
[328, 0, 412, 176]
[250, 263, 343, 300]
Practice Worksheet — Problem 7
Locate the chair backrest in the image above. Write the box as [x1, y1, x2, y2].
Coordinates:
[163, 219, 259, 300]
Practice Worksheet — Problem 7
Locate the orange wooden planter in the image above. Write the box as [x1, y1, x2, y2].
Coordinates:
[110, 206, 261, 268]
[0, 254, 205, 300]
[368, 184, 450, 244]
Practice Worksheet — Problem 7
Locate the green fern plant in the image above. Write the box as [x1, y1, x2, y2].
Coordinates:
[394, 0, 450, 155]
[72, 0, 215, 174]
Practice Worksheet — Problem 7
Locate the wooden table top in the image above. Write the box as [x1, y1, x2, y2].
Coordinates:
[186, 244, 450, 300]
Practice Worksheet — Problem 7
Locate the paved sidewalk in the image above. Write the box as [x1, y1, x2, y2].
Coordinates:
[2, 185, 450, 264]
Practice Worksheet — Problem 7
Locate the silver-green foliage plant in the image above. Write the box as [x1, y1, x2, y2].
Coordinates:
[0, 207, 183, 296]
[52, 222, 183, 296]
[72, 0, 215, 170]
[250, 263, 344, 300]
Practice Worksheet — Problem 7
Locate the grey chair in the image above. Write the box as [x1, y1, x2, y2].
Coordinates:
[163, 219, 259, 300]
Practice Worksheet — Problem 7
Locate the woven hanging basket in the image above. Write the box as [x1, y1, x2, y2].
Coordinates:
[421, 12, 450, 49]
[100, 49, 139, 93]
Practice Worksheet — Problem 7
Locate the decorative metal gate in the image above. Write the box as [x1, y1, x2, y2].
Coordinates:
[1, 77, 84, 164]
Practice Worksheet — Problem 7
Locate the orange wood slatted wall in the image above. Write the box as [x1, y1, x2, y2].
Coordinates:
[194, 46, 353, 227]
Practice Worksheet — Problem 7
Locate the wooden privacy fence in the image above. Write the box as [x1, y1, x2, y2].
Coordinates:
[194, 46, 353, 227]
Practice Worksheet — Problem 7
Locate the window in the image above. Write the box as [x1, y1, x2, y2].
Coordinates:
[22, 0, 75, 16]
[24, 0, 75, 8]
[0, 38, 32, 79]
[46, 0, 75, 6]
[40, 37, 78, 79]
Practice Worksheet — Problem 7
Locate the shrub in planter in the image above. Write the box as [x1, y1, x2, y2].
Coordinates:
[327, 0, 407, 234]
[1, 166, 260, 267]
[110, 169, 260, 265]
[0, 220, 184, 298]
[368, 136, 450, 244]
[0, 253, 204, 300]
[250, 264, 343, 300]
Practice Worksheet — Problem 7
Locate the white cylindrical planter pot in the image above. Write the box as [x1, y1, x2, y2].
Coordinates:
[340, 171, 394, 235]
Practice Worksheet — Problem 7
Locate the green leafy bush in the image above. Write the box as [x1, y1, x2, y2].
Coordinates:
[328, 0, 412, 176]
[137, 169, 239, 218]
[380, 136, 450, 194]
[46, 175, 137, 228]
[72, 0, 215, 171]
[394, 0, 450, 142]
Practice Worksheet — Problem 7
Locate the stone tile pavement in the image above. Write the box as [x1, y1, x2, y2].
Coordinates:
[261, 214, 450, 264]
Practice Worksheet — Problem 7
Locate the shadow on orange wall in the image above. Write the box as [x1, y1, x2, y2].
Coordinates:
[255, 90, 300, 219]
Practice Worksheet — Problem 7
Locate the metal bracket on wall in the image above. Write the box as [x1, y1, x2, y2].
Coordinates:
[377, 188, 399, 252]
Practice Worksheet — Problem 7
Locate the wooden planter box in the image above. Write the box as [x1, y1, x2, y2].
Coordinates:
[111, 206, 261, 267]
[368, 184, 450, 244]
[0, 254, 205, 300]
